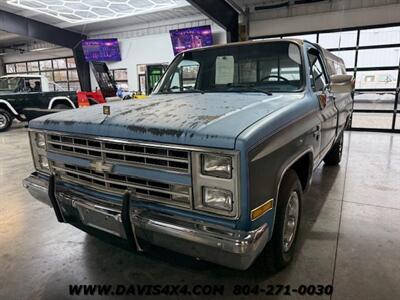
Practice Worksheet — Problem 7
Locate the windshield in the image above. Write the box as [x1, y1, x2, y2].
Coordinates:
[0, 77, 21, 91]
[156, 41, 304, 94]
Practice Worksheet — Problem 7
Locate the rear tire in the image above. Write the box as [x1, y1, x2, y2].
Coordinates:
[0, 109, 13, 132]
[323, 133, 343, 166]
[259, 169, 302, 271]
[53, 104, 70, 110]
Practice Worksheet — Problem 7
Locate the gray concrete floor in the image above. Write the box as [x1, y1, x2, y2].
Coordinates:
[1, 124, 399, 300]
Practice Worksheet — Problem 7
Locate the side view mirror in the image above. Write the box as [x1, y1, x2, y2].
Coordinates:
[329, 74, 354, 93]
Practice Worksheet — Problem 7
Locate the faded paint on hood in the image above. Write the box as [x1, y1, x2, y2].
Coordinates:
[30, 92, 305, 149]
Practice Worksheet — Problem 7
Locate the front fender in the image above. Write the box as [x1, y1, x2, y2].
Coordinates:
[237, 108, 319, 237]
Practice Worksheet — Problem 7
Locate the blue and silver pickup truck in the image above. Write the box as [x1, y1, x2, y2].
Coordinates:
[23, 39, 353, 271]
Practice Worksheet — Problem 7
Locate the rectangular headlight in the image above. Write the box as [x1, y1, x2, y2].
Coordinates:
[203, 187, 233, 211]
[35, 132, 46, 148]
[39, 155, 49, 171]
[201, 154, 232, 178]
[29, 131, 50, 174]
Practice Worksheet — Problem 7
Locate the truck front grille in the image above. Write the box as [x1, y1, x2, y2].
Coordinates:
[47, 134, 190, 173]
[46, 133, 192, 208]
[51, 162, 191, 208]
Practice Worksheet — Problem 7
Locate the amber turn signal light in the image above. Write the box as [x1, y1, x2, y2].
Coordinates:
[251, 199, 273, 221]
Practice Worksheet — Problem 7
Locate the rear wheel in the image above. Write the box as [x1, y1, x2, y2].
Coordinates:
[259, 170, 302, 271]
[53, 104, 70, 110]
[0, 109, 13, 132]
[323, 133, 343, 166]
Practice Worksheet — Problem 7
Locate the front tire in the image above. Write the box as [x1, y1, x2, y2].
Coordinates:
[0, 109, 13, 132]
[259, 170, 302, 271]
[323, 133, 343, 166]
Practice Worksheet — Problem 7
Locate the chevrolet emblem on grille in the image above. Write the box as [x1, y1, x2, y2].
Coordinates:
[90, 160, 114, 173]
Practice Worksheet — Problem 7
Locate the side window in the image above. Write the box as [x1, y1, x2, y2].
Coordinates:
[29, 79, 42, 92]
[22, 78, 33, 93]
[15, 78, 25, 93]
[166, 60, 200, 92]
[336, 62, 346, 75]
[20, 78, 42, 93]
[182, 64, 200, 89]
[307, 50, 328, 92]
[169, 72, 180, 92]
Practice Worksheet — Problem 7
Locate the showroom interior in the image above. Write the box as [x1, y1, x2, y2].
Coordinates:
[0, 0, 399, 299]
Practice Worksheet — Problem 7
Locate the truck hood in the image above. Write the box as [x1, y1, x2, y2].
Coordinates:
[30, 92, 304, 149]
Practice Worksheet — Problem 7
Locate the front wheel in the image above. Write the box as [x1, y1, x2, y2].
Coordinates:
[0, 109, 13, 132]
[323, 133, 343, 166]
[259, 169, 302, 271]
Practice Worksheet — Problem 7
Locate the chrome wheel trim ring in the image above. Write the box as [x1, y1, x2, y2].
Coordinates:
[0, 114, 7, 129]
[282, 191, 300, 253]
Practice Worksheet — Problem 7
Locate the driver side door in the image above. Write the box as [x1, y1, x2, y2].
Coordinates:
[307, 48, 338, 159]
[12, 78, 42, 113]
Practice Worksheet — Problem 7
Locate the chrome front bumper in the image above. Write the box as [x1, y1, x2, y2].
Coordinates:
[23, 173, 52, 207]
[132, 210, 269, 270]
[22, 174, 269, 270]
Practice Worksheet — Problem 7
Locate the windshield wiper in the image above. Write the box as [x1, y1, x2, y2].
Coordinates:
[226, 84, 273, 95]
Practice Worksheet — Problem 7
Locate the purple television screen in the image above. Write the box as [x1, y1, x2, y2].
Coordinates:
[170, 25, 213, 55]
[82, 39, 121, 62]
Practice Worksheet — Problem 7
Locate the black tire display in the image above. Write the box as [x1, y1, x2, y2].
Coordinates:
[323, 133, 343, 166]
[0, 108, 13, 132]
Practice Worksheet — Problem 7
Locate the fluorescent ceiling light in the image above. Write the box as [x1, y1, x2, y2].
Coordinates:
[7, 0, 188, 24]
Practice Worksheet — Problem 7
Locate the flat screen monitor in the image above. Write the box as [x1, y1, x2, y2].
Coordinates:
[82, 39, 121, 62]
[169, 25, 213, 55]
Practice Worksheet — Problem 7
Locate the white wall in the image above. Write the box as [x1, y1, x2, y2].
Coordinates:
[90, 22, 227, 91]
[91, 33, 173, 91]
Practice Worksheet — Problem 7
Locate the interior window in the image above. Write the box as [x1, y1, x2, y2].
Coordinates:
[308, 50, 328, 92]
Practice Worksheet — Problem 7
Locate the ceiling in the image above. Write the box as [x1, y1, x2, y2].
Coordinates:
[0, 31, 34, 48]
[0, 0, 203, 57]
[6, 0, 189, 23]
[0, 0, 202, 35]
